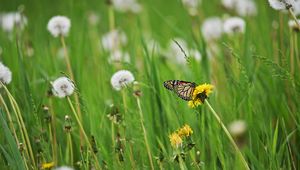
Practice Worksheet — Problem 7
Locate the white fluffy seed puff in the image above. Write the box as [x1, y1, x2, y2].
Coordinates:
[268, 0, 295, 10]
[0, 12, 27, 32]
[0, 62, 12, 86]
[111, 70, 135, 91]
[54, 166, 74, 170]
[201, 17, 223, 42]
[288, 19, 300, 30]
[47, 16, 71, 37]
[51, 77, 75, 98]
[223, 17, 246, 35]
[228, 120, 247, 137]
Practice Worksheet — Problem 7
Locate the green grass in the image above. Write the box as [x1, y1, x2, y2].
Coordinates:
[0, 0, 300, 169]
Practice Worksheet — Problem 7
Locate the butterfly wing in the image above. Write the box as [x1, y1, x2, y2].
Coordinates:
[174, 81, 196, 101]
[163, 80, 196, 101]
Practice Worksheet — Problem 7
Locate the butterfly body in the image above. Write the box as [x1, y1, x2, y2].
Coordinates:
[163, 80, 196, 101]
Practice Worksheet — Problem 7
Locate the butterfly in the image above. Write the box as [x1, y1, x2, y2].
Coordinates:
[163, 80, 196, 101]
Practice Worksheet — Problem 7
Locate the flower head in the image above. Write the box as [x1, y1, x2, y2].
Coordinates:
[41, 162, 55, 169]
[268, 0, 295, 10]
[111, 70, 135, 91]
[223, 17, 246, 35]
[188, 83, 214, 108]
[51, 77, 75, 98]
[201, 17, 223, 42]
[101, 29, 127, 52]
[169, 132, 183, 148]
[112, 0, 142, 13]
[221, 0, 236, 9]
[55, 166, 74, 170]
[47, 16, 71, 37]
[0, 12, 27, 32]
[0, 62, 12, 86]
[228, 120, 247, 137]
[177, 124, 193, 137]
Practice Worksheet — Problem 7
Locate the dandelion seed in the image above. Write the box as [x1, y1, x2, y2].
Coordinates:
[201, 17, 223, 42]
[112, 0, 142, 13]
[236, 0, 257, 17]
[268, 0, 295, 10]
[169, 132, 183, 148]
[188, 83, 213, 108]
[54, 166, 74, 170]
[182, 0, 200, 16]
[47, 16, 71, 37]
[0, 62, 12, 86]
[228, 120, 247, 137]
[288, 19, 300, 30]
[223, 17, 246, 35]
[51, 77, 75, 98]
[101, 29, 127, 52]
[110, 70, 135, 91]
[41, 162, 55, 169]
[108, 50, 130, 64]
[177, 124, 193, 137]
[293, 0, 300, 15]
[0, 12, 27, 32]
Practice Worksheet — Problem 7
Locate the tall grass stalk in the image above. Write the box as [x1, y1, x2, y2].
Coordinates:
[0, 82, 36, 168]
[66, 132, 73, 166]
[204, 100, 250, 170]
[66, 97, 101, 170]
[60, 35, 84, 147]
[48, 99, 57, 165]
[136, 97, 154, 170]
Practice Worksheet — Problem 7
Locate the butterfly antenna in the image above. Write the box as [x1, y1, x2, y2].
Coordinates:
[173, 39, 191, 65]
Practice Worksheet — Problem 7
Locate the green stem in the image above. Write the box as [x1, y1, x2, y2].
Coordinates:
[67, 132, 73, 166]
[136, 98, 154, 170]
[205, 100, 250, 170]
[67, 97, 101, 170]
[108, 4, 115, 31]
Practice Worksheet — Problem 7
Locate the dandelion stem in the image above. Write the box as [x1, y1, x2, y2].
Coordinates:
[67, 132, 73, 166]
[60, 35, 84, 147]
[48, 123, 55, 166]
[108, 4, 115, 31]
[178, 155, 187, 170]
[136, 98, 154, 170]
[66, 97, 102, 170]
[49, 99, 57, 165]
[205, 100, 250, 170]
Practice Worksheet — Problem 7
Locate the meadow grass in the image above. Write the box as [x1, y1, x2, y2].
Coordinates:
[0, 0, 300, 169]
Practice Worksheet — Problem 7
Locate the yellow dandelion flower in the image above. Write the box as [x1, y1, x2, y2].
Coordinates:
[169, 132, 182, 148]
[178, 124, 193, 137]
[188, 83, 213, 108]
[41, 162, 55, 169]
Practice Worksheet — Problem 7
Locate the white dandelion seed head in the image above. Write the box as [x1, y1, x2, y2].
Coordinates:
[221, 0, 236, 9]
[201, 17, 223, 42]
[288, 19, 300, 29]
[182, 0, 200, 16]
[293, 0, 300, 15]
[52, 77, 75, 98]
[166, 38, 188, 65]
[0, 12, 27, 32]
[54, 166, 74, 170]
[223, 17, 246, 35]
[268, 0, 295, 10]
[189, 49, 202, 61]
[47, 16, 71, 37]
[101, 29, 127, 52]
[108, 50, 130, 64]
[0, 62, 12, 86]
[111, 70, 135, 91]
[236, 0, 257, 17]
[112, 0, 142, 13]
[228, 120, 247, 137]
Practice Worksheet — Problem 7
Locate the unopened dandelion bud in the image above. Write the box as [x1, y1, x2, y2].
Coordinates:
[64, 115, 72, 132]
